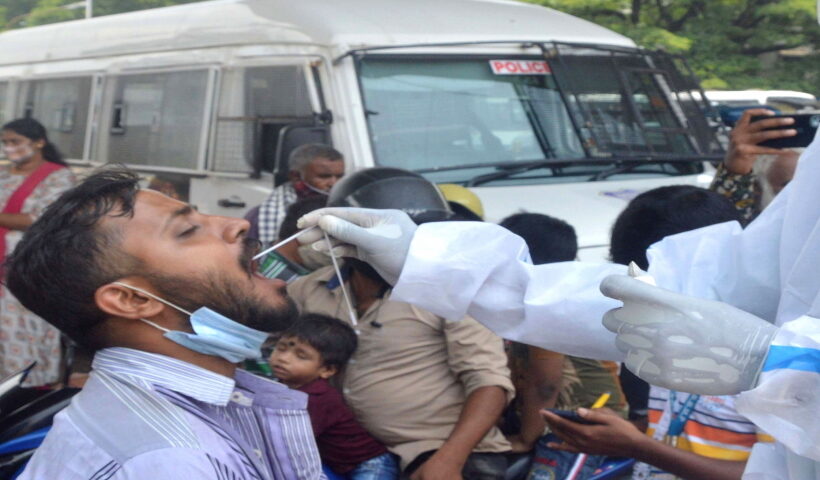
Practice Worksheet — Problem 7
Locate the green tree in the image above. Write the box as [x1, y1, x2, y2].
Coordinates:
[3, 0, 199, 29]
[529, 0, 820, 95]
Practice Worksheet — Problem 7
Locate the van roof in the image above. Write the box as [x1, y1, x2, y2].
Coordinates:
[0, 0, 635, 66]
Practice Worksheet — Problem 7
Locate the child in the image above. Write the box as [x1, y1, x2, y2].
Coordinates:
[269, 313, 398, 479]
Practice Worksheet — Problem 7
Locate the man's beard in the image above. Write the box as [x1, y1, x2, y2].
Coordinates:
[146, 270, 298, 334]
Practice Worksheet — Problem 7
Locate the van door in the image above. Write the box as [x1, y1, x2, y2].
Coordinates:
[194, 59, 329, 217]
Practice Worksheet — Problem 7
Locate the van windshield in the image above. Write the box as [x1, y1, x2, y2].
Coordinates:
[358, 53, 710, 185]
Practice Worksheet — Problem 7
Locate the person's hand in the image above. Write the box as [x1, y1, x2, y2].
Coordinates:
[297, 207, 417, 285]
[599, 274, 778, 395]
[542, 408, 647, 457]
[724, 109, 796, 175]
[507, 434, 535, 453]
[409, 453, 464, 480]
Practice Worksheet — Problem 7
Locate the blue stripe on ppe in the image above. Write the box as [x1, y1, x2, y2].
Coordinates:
[762, 345, 820, 374]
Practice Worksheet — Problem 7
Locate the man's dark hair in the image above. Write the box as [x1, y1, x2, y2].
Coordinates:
[610, 185, 740, 269]
[280, 313, 357, 370]
[5, 169, 141, 346]
[279, 196, 327, 241]
[499, 213, 578, 265]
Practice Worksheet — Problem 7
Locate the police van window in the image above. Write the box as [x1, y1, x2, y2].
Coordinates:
[22, 77, 92, 159]
[0, 82, 7, 125]
[213, 65, 314, 174]
[103, 70, 208, 170]
[358, 58, 585, 184]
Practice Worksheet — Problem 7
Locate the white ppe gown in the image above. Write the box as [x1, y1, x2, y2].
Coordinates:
[392, 131, 820, 479]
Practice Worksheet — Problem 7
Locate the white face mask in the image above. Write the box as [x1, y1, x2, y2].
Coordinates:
[2, 144, 35, 165]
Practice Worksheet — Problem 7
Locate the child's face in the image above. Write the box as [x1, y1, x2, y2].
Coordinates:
[269, 336, 336, 389]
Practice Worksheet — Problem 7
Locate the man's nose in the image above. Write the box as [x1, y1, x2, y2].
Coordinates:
[221, 215, 251, 243]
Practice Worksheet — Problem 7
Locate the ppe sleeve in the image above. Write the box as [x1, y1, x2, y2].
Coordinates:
[646, 191, 786, 322]
[736, 315, 820, 461]
[392, 222, 627, 361]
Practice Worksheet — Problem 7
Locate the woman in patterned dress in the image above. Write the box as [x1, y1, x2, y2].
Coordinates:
[1, 118, 76, 386]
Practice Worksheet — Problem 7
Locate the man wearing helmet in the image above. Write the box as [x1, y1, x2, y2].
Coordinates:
[287, 168, 515, 480]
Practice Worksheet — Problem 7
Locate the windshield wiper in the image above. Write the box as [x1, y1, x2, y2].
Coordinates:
[589, 155, 721, 181]
[413, 160, 550, 175]
[466, 155, 721, 186]
[466, 160, 553, 187]
[589, 161, 662, 181]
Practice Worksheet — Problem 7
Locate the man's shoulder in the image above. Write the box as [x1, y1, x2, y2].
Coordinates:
[62, 373, 201, 462]
[20, 408, 213, 480]
[287, 266, 336, 301]
[265, 182, 296, 201]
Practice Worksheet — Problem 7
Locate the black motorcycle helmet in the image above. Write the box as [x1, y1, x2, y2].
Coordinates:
[327, 167, 453, 224]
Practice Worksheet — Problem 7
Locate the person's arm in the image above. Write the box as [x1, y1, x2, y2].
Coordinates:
[543, 408, 746, 480]
[509, 347, 564, 452]
[411, 386, 507, 480]
[0, 212, 33, 231]
[411, 316, 513, 479]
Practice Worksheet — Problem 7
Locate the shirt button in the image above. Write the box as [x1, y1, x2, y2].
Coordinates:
[348, 359, 356, 364]
[343, 388, 350, 394]
[254, 448, 263, 458]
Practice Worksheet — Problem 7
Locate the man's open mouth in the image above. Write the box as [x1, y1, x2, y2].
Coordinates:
[241, 238, 262, 278]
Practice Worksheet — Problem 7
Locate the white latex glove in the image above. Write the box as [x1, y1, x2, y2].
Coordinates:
[296, 207, 417, 285]
[599, 273, 778, 396]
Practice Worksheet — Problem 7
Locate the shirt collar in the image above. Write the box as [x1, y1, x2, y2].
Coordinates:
[92, 347, 236, 406]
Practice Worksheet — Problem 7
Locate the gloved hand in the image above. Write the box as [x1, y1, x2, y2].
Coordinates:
[599, 273, 778, 396]
[296, 208, 417, 285]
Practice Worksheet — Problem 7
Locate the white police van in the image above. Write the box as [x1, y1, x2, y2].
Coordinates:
[0, 0, 721, 260]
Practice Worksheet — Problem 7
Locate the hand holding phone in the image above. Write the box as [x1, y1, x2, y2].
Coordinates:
[542, 408, 598, 425]
[751, 113, 819, 149]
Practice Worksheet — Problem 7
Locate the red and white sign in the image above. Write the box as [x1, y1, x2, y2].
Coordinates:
[489, 60, 551, 75]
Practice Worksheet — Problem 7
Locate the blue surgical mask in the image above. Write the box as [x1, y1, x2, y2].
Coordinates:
[113, 282, 269, 363]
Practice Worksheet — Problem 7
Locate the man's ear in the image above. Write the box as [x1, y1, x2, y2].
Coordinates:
[318, 364, 338, 380]
[95, 280, 165, 319]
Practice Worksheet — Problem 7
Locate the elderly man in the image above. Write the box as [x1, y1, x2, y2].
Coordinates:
[7, 169, 324, 479]
[256, 144, 344, 244]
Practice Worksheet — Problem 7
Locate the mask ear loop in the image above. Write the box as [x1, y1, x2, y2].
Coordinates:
[112, 282, 192, 316]
[323, 231, 359, 327]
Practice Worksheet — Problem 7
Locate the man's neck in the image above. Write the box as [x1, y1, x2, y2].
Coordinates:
[103, 320, 238, 379]
[350, 270, 386, 315]
[139, 343, 238, 378]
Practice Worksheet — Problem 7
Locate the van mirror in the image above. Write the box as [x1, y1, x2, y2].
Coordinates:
[272, 124, 331, 187]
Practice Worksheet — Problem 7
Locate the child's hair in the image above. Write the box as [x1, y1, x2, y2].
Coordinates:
[280, 313, 358, 369]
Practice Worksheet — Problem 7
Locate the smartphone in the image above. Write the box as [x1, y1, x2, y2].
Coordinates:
[543, 408, 597, 425]
[750, 113, 819, 149]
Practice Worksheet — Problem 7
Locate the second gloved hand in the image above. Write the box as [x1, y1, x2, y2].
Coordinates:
[296, 207, 417, 285]
[599, 274, 778, 396]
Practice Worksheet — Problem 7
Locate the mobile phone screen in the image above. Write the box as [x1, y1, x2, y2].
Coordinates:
[751, 113, 819, 149]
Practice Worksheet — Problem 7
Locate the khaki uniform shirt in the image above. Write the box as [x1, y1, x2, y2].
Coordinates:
[288, 267, 514, 468]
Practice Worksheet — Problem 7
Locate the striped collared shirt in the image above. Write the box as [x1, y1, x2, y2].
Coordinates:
[19, 347, 326, 480]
